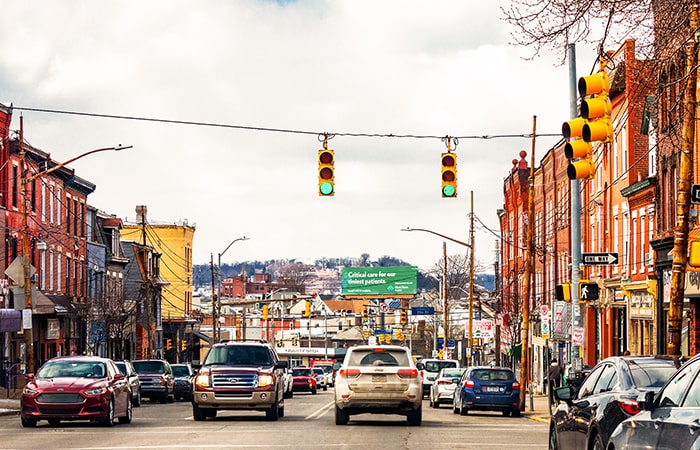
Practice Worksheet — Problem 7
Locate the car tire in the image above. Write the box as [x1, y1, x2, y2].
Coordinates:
[512, 408, 521, 417]
[335, 405, 349, 425]
[407, 405, 422, 426]
[167, 392, 175, 403]
[452, 400, 459, 414]
[311, 387, 317, 395]
[591, 433, 605, 450]
[118, 399, 133, 424]
[101, 398, 115, 427]
[265, 397, 280, 421]
[502, 410, 511, 417]
[133, 389, 141, 407]
[205, 409, 217, 418]
[323, 385, 328, 391]
[548, 425, 559, 450]
[21, 417, 36, 428]
[159, 393, 168, 404]
[193, 403, 207, 421]
[459, 403, 468, 416]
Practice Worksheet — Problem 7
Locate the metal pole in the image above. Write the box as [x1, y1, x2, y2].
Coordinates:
[19, 117, 34, 374]
[442, 241, 449, 359]
[210, 254, 217, 345]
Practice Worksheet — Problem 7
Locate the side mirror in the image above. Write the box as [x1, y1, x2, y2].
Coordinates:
[333, 362, 341, 370]
[637, 391, 655, 411]
[416, 362, 425, 370]
[553, 386, 574, 404]
[276, 360, 289, 369]
[25, 373, 35, 382]
[114, 373, 125, 381]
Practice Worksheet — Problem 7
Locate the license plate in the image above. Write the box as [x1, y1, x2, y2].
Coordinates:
[372, 374, 387, 383]
[486, 386, 500, 392]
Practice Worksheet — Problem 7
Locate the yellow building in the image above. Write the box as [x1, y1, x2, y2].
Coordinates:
[120, 217, 196, 320]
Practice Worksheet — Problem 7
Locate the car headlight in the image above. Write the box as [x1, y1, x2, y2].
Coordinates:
[85, 387, 108, 396]
[23, 387, 38, 395]
[194, 374, 211, 388]
[258, 375, 274, 387]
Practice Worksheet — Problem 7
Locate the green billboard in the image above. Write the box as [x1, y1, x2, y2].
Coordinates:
[341, 266, 417, 296]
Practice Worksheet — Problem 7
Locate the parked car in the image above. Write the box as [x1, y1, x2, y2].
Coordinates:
[416, 358, 459, 398]
[20, 356, 132, 427]
[131, 359, 175, 404]
[282, 367, 294, 399]
[171, 363, 194, 401]
[291, 367, 317, 394]
[312, 366, 329, 391]
[114, 360, 142, 407]
[453, 366, 521, 417]
[549, 355, 681, 450]
[429, 367, 466, 408]
[608, 353, 700, 450]
[334, 345, 422, 426]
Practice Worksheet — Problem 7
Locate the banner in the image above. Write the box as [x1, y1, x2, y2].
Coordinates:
[341, 266, 417, 296]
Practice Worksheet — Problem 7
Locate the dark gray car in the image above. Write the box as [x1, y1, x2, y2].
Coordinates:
[114, 360, 142, 407]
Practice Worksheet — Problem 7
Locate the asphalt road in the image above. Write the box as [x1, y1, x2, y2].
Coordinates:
[0, 390, 549, 449]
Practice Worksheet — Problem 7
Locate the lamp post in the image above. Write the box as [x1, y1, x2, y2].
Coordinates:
[19, 118, 131, 373]
[216, 236, 249, 343]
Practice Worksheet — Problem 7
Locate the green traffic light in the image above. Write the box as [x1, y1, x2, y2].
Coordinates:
[320, 181, 334, 195]
[442, 185, 456, 197]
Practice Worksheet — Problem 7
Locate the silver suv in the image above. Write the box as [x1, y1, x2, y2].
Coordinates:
[192, 341, 288, 421]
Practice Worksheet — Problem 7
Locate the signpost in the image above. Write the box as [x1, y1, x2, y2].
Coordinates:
[582, 252, 618, 265]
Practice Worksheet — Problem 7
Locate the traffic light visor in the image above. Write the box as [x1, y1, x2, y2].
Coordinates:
[583, 120, 613, 143]
[578, 72, 610, 97]
[581, 97, 611, 120]
[567, 159, 595, 180]
[562, 117, 586, 140]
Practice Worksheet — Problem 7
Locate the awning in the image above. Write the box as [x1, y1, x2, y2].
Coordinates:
[0, 309, 21, 332]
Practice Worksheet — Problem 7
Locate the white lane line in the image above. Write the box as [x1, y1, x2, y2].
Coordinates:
[305, 400, 335, 420]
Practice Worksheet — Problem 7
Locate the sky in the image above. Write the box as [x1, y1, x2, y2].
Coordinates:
[0, 0, 598, 272]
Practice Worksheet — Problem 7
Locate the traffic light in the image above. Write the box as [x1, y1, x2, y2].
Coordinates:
[262, 304, 269, 321]
[400, 310, 408, 326]
[562, 110, 594, 180]
[362, 307, 368, 322]
[318, 149, 335, 196]
[305, 300, 311, 317]
[293, 336, 299, 346]
[580, 71, 613, 144]
[555, 284, 571, 302]
[440, 152, 457, 198]
[181, 340, 187, 351]
[165, 338, 173, 350]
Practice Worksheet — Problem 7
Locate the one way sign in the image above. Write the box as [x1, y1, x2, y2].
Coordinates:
[582, 252, 618, 265]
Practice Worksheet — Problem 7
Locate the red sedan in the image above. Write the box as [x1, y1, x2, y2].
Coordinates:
[20, 356, 132, 427]
[291, 367, 317, 394]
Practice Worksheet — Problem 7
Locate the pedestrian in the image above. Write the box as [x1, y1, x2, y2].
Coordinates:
[547, 359, 561, 390]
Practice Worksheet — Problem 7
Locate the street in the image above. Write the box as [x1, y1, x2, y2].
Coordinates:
[0, 390, 548, 449]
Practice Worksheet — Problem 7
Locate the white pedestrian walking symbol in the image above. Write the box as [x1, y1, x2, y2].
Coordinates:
[581, 284, 588, 299]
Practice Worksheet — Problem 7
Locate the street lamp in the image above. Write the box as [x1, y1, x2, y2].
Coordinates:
[215, 236, 249, 343]
[19, 125, 132, 373]
[402, 220, 475, 365]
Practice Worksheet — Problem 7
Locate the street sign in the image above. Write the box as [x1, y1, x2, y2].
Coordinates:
[412, 306, 435, 315]
[378, 302, 389, 313]
[692, 184, 700, 204]
[582, 252, 618, 265]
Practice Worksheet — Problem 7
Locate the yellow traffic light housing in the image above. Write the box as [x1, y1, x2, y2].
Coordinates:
[400, 310, 408, 326]
[441, 152, 457, 198]
[362, 307, 368, 322]
[580, 71, 613, 144]
[262, 304, 269, 321]
[165, 338, 173, 350]
[305, 300, 311, 317]
[318, 149, 335, 196]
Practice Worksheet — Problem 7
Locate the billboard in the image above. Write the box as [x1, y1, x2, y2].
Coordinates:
[341, 266, 417, 296]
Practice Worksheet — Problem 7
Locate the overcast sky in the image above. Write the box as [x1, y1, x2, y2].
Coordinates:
[0, 1, 598, 272]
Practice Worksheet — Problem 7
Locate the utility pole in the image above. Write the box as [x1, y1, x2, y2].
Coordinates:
[520, 116, 536, 411]
[467, 191, 475, 367]
[210, 254, 217, 345]
[19, 116, 35, 373]
[442, 241, 448, 359]
[494, 240, 501, 367]
[137, 205, 154, 358]
[669, 5, 699, 355]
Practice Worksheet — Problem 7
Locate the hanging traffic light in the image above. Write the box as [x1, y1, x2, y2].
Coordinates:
[305, 300, 311, 317]
[440, 152, 457, 198]
[318, 149, 335, 196]
[362, 307, 368, 322]
[262, 304, 269, 321]
[580, 71, 613, 144]
[400, 310, 408, 326]
[165, 338, 173, 350]
[562, 105, 594, 180]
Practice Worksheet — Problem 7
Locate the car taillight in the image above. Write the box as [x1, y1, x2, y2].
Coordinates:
[464, 380, 475, 389]
[397, 369, 419, 378]
[619, 398, 640, 416]
[512, 381, 520, 391]
[438, 380, 452, 385]
[338, 368, 361, 378]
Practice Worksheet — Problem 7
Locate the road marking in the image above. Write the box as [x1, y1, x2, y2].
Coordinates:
[305, 400, 334, 420]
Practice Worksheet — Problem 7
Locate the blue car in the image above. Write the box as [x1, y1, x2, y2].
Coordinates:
[452, 366, 521, 417]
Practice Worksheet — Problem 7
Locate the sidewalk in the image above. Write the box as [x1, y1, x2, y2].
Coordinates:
[0, 398, 19, 416]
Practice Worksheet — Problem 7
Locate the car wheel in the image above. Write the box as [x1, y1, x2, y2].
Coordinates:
[159, 392, 168, 404]
[289, 389, 293, 398]
[407, 405, 422, 426]
[452, 400, 459, 414]
[548, 425, 559, 450]
[21, 417, 36, 428]
[118, 399, 133, 424]
[311, 387, 317, 395]
[591, 433, 605, 450]
[48, 418, 60, 426]
[324, 385, 328, 391]
[167, 392, 175, 403]
[265, 397, 280, 421]
[205, 409, 217, 418]
[335, 405, 349, 425]
[101, 398, 115, 427]
[459, 403, 468, 416]
[512, 408, 521, 417]
[502, 410, 511, 417]
[429, 396, 434, 408]
[193, 403, 207, 421]
[133, 389, 141, 407]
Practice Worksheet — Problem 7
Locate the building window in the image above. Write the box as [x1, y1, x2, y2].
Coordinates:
[11, 164, 18, 209]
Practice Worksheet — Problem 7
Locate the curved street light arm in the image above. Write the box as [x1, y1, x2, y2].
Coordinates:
[27, 145, 132, 182]
[401, 227, 471, 249]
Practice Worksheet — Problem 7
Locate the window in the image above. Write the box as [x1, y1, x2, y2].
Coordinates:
[593, 364, 617, 394]
[11, 164, 17, 208]
[578, 365, 604, 399]
[657, 362, 696, 408]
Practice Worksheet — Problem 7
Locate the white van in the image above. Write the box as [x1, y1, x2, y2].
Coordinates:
[416, 359, 459, 398]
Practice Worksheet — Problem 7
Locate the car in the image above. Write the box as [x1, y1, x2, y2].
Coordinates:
[114, 360, 142, 407]
[131, 359, 175, 404]
[334, 344, 422, 426]
[606, 353, 700, 450]
[171, 363, 194, 401]
[310, 359, 338, 386]
[429, 367, 466, 408]
[416, 358, 459, 398]
[20, 355, 132, 427]
[191, 340, 288, 421]
[549, 355, 681, 450]
[453, 366, 521, 417]
[312, 367, 329, 391]
[292, 367, 318, 394]
[281, 368, 294, 399]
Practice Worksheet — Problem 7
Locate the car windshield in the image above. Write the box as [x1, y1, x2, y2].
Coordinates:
[424, 360, 457, 372]
[293, 368, 313, 376]
[132, 361, 165, 374]
[205, 346, 272, 366]
[347, 349, 410, 367]
[38, 361, 106, 379]
[441, 369, 465, 379]
[172, 366, 191, 377]
[313, 368, 324, 375]
[629, 361, 679, 388]
[471, 369, 514, 381]
[114, 362, 126, 374]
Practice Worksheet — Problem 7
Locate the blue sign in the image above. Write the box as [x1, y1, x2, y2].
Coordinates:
[412, 306, 435, 315]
